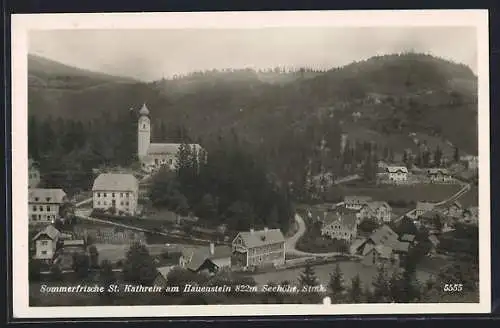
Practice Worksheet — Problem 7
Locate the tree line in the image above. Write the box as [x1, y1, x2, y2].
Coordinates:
[148, 136, 294, 232]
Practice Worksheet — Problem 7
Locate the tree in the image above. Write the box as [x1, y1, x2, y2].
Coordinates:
[99, 260, 116, 304]
[89, 245, 99, 268]
[298, 264, 319, 287]
[434, 145, 443, 167]
[328, 264, 345, 302]
[372, 265, 391, 302]
[197, 193, 218, 221]
[122, 242, 158, 285]
[349, 274, 363, 303]
[453, 147, 460, 163]
[72, 253, 90, 278]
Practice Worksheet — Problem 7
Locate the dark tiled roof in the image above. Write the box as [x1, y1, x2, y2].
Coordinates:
[236, 229, 285, 248]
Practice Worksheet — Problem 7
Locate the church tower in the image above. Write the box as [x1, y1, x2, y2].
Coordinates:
[137, 103, 151, 160]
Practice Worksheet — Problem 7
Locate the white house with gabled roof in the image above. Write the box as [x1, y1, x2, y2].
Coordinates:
[386, 166, 408, 183]
[92, 173, 139, 215]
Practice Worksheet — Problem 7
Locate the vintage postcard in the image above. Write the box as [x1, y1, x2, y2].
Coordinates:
[11, 10, 490, 318]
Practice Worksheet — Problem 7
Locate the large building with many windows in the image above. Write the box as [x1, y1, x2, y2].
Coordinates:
[92, 173, 139, 216]
[231, 228, 285, 269]
[29, 188, 67, 225]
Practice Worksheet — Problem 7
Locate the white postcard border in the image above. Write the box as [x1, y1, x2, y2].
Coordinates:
[11, 10, 491, 318]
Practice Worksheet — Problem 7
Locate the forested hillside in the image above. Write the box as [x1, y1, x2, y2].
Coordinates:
[28, 52, 478, 197]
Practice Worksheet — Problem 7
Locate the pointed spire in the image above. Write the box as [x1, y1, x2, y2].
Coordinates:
[139, 103, 150, 116]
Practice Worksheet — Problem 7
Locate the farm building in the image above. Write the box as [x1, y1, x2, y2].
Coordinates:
[232, 228, 286, 269]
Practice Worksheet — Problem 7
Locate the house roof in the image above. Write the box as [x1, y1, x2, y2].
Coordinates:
[147, 143, 203, 156]
[63, 239, 85, 246]
[323, 211, 357, 230]
[236, 228, 285, 248]
[92, 173, 138, 192]
[393, 241, 410, 253]
[363, 201, 391, 212]
[29, 188, 67, 204]
[416, 202, 435, 212]
[344, 196, 373, 203]
[428, 168, 450, 175]
[156, 265, 176, 279]
[400, 234, 416, 242]
[369, 225, 399, 248]
[428, 234, 440, 246]
[139, 103, 150, 116]
[32, 225, 60, 241]
[374, 245, 393, 259]
[350, 238, 367, 252]
[182, 245, 232, 271]
[386, 166, 408, 174]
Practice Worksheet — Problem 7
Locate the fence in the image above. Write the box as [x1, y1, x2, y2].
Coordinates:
[73, 226, 146, 245]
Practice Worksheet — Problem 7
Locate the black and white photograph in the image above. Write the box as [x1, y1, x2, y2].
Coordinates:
[11, 10, 490, 317]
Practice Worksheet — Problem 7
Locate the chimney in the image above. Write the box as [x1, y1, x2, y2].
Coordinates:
[209, 242, 215, 256]
[250, 228, 254, 234]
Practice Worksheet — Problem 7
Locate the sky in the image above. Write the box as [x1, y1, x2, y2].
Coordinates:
[29, 27, 477, 82]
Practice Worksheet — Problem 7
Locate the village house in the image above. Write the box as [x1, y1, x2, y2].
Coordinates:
[320, 211, 358, 243]
[29, 188, 67, 225]
[447, 201, 463, 218]
[386, 166, 409, 184]
[92, 173, 139, 216]
[462, 206, 479, 225]
[358, 201, 392, 224]
[344, 196, 373, 210]
[32, 225, 60, 262]
[400, 234, 417, 245]
[28, 158, 41, 188]
[415, 201, 435, 218]
[232, 228, 286, 269]
[153, 265, 176, 288]
[350, 225, 410, 267]
[180, 243, 232, 274]
[137, 103, 206, 173]
[427, 168, 453, 183]
[460, 155, 478, 170]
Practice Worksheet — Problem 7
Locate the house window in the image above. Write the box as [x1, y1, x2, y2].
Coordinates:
[46, 197, 51, 202]
[41, 251, 47, 255]
[39, 206, 43, 211]
[46, 205, 50, 211]
[112, 193, 115, 197]
[143, 124, 146, 129]
[120, 193, 123, 197]
[31, 214, 37, 220]
[97, 193, 101, 197]
[32, 205, 36, 211]
[97, 201, 101, 205]
[120, 201, 124, 206]
[104, 193, 107, 197]
[41, 241, 48, 246]
[38, 215, 42, 219]
[35, 197, 39, 201]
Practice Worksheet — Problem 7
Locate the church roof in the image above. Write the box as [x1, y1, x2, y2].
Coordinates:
[139, 103, 150, 116]
[92, 173, 139, 192]
[147, 143, 203, 155]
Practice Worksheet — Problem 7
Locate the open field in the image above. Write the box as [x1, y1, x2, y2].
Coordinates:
[456, 186, 479, 207]
[250, 260, 433, 288]
[94, 243, 204, 264]
[326, 183, 461, 204]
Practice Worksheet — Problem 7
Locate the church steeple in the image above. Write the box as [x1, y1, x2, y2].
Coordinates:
[139, 103, 150, 116]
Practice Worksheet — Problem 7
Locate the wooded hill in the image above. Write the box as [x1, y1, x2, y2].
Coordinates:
[28, 52, 478, 159]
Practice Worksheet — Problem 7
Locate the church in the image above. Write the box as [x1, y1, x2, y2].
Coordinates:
[137, 104, 204, 173]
